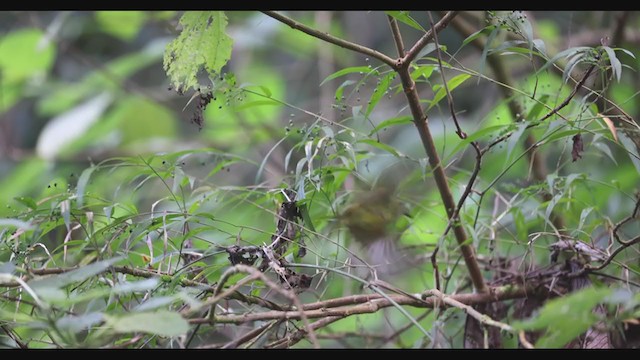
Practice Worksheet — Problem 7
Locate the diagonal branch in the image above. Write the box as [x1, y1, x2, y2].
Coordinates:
[389, 13, 488, 293]
[387, 15, 406, 57]
[402, 11, 459, 65]
[262, 11, 397, 68]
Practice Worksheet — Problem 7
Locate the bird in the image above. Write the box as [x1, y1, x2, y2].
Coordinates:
[339, 184, 409, 277]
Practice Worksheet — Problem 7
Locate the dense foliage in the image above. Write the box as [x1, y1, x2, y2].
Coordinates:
[1, 11, 640, 348]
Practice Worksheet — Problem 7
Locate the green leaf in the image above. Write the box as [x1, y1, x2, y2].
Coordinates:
[602, 45, 622, 82]
[359, 139, 400, 157]
[511, 207, 527, 242]
[164, 11, 233, 92]
[13, 196, 37, 210]
[478, 26, 499, 80]
[512, 287, 613, 348]
[105, 310, 189, 337]
[461, 25, 495, 49]
[56, 312, 104, 334]
[320, 66, 378, 87]
[385, 11, 425, 32]
[76, 165, 97, 208]
[0, 28, 56, 83]
[537, 46, 591, 75]
[578, 207, 593, 232]
[428, 74, 471, 111]
[367, 72, 394, 116]
[96, 11, 147, 41]
[506, 123, 527, 160]
[411, 64, 435, 81]
[527, 95, 549, 120]
[255, 136, 287, 183]
[619, 133, 640, 175]
[112, 278, 159, 294]
[369, 116, 413, 136]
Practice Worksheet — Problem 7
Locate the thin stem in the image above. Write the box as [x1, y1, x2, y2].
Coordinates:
[387, 15, 405, 57]
[262, 11, 397, 68]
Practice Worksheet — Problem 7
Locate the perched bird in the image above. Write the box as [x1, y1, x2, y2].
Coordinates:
[339, 184, 408, 276]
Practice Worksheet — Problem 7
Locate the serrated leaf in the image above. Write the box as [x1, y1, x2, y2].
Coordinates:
[320, 66, 377, 87]
[164, 11, 233, 92]
[105, 310, 189, 337]
[428, 74, 471, 111]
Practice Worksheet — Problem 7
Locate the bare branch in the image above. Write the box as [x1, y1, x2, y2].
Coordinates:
[387, 15, 406, 57]
[402, 11, 459, 65]
[262, 11, 397, 68]
[389, 13, 488, 294]
[189, 285, 534, 325]
[423, 289, 514, 333]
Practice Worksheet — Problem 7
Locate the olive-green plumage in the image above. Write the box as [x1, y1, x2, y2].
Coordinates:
[339, 186, 403, 244]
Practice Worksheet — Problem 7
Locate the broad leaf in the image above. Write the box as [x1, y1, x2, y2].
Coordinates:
[104, 310, 189, 337]
[164, 11, 233, 92]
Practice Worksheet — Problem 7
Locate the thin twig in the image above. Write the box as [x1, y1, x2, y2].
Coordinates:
[1, 325, 27, 349]
[387, 15, 406, 57]
[262, 11, 397, 68]
[428, 11, 485, 247]
[519, 330, 535, 349]
[402, 11, 460, 65]
[221, 320, 281, 349]
[538, 64, 597, 123]
[423, 289, 514, 333]
[186, 264, 320, 349]
[265, 316, 342, 349]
